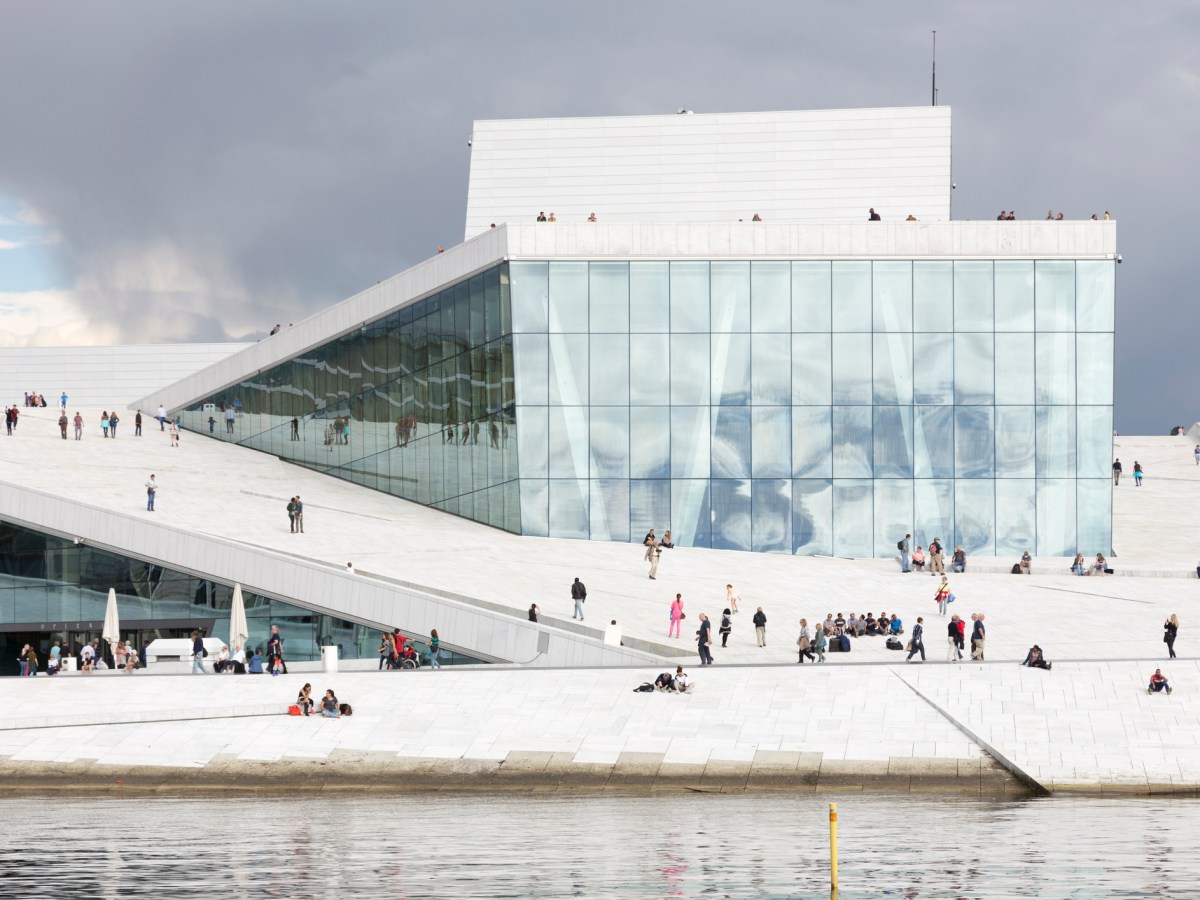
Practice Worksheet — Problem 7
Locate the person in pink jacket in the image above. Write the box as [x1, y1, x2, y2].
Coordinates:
[669, 594, 684, 638]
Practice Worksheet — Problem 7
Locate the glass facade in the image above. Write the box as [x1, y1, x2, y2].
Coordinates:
[512, 259, 1114, 558]
[179, 265, 519, 532]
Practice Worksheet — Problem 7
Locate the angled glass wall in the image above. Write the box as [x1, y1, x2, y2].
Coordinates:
[177, 265, 519, 532]
[511, 259, 1114, 558]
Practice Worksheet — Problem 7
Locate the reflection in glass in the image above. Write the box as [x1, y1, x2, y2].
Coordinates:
[914, 479, 954, 550]
[832, 480, 873, 557]
[590, 334, 630, 406]
[751, 334, 790, 405]
[670, 261, 710, 333]
[792, 479, 833, 555]
[516, 406, 548, 479]
[1077, 406, 1113, 479]
[913, 261, 953, 332]
[548, 262, 589, 333]
[670, 333, 710, 405]
[1076, 260, 1115, 333]
[711, 332, 751, 405]
[792, 407, 833, 477]
[1076, 334, 1114, 405]
[994, 406, 1035, 477]
[832, 407, 872, 478]
[913, 333, 953, 405]
[549, 333, 588, 406]
[874, 333, 913, 405]
[914, 406, 954, 479]
[874, 479, 913, 558]
[519, 479, 549, 537]
[712, 406, 752, 479]
[792, 262, 831, 332]
[752, 407, 791, 478]
[548, 479, 589, 539]
[589, 262, 630, 333]
[510, 262, 548, 333]
[711, 479, 752, 551]
[589, 407, 630, 479]
[994, 334, 1034, 405]
[670, 406, 710, 479]
[955, 406, 995, 478]
[955, 480, 995, 556]
[995, 261, 1035, 331]
[1035, 406, 1077, 478]
[1037, 478, 1076, 557]
[711, 261, 751, 333]
[832, 333, 872, 404]
[751, 261, 791, 333]
[630, 262, 670, 333]
[548, 406, 588, 479]
[630, 407, 670, 479]
[792, 334, 831, 405]
[873, 406, 913, 478]
[629, 334, 670, 405]
[953, 261, 994, 332]
[1036, 333, 1076, 405]
[832, 261, 872, 332]
[630, 480, 671, 538]
[752, 479, 791, 553]
[954, 333, 994, 404]
[995, 479, 1035, 556]
[672, 479, 711, 548]
[590, 479, 630, 543]
[1035, 261, 1075, 332]
[872, 261, 912, 332]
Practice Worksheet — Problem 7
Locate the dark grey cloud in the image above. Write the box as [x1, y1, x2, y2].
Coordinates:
[0, 1, 1196, 432]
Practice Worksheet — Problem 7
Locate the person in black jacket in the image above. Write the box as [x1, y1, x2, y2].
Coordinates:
[697, 614, 714, 666]
[905, 618, 925, 662]
[191, 630, 209, 675]
[1164, 615, 1179, 659]
[571, 578, 586, 621]
[266, 626, 287, 675]
[753, 608, 768, 647]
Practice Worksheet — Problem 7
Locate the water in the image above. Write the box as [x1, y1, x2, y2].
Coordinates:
[0, 793, 1194, 897]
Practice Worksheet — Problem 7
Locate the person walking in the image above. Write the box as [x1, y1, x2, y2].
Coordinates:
[753, 607, 768, 647]
[266, 626, 286, 675]
[812, 625, 827, 663]
[157, 404, 167, 431]
[145, 474, 157, 511]
[60, 391, 68, 410]
[1164, 614, 1179, 659]
[971, 613, 986, 660]
[928, 537, 944, 576]
[946, 615, 962, 662]
[906, 617, 926, 661]
[669, 593, 684, 638]
[109, 411, 119, 437]
[571, 577, 587, 620]
[73, 412, 83, 440]
[58, 412, 68, 439]
[647, 536, 661, 580]
[1112, 458, 1122, 485]
[169, 419, 180, 447]
[135, 410, 142, 436]
[719, 608, 732, 647]
[101, 411, 110, 438]
[696, 613, 714, 666]
[898, 533, 912, 572]
[1133, 461, 1144, 486]
[191, 631, 209, 674]
[796, 619, 816, 663]
[935, 575, 951, 616]
[291, 417, 300, 441]
[287, 497, 298, 533]
[428, 629, 441, 669]
[293, 496, 304, 533]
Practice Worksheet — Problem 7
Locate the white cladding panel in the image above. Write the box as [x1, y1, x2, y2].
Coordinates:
[465, 107, 952, 239]
[0, 343, 249, 411]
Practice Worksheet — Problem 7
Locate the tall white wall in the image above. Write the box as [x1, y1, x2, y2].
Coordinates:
[465, 107, 953, 239]
[0, 343, 249, 411]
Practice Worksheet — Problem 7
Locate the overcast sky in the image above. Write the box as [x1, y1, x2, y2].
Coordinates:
[1, 1, 1196, 433]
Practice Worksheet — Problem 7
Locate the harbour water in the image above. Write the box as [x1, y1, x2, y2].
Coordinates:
[1, 793, 1195, 897]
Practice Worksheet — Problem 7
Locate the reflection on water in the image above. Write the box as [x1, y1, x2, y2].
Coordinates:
[0, 793, 1193, 898]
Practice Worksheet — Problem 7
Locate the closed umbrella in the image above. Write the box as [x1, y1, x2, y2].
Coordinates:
[102, 588, 120, 670]
[229, 584, 250, 655]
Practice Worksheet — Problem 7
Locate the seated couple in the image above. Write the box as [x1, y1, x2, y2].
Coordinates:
[297, 683, 353, 717]
[654, 666, 692, 693]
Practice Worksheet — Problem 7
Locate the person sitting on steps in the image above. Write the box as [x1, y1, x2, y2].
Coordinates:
[1022, 645, 1052, 670]
[1148, 669, 1173, 694]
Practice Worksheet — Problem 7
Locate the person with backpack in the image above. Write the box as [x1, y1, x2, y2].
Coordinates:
[928, 537, 944, 575]
[718, 609, 732, 647]
[906, 618, 926, 662]
[897, 534, 912, 572]
[428, 629, 441, 669]
[753, 607, 768, 647]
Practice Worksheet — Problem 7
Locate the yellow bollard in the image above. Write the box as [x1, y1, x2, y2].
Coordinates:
[829, 802, 839, 891]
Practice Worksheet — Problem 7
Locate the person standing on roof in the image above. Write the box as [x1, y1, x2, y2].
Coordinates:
[571, 577, 586, 621]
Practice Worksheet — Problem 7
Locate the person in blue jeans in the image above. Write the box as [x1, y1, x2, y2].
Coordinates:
[321, 690, 341, 717]
[906, 618, 926, 661]
[898, 534, 911, 572]
[428, 629, 441, 669]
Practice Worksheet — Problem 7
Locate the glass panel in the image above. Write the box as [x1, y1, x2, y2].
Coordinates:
[589, 261, 629, 333]
[547, 261, 589, 333]
[913, 261, 953, 332]
[994, 333, 1035, 405]
[752, 479, 791, 553]
[1076, 334, 1114, 405]
[792, 261, 831, 332]
[548, 405, 588, 479]
[995, 406, 1035, 477]
[629, 334, 670, 406]
[873, 480, 913, 559]
[630, 480, 671, 542]
[519, 479, 549, 537]
[873, 333, 913, 405]
[589, 407, 629, 479]
[1035, 260, 1075, 332]
[670, 406, 710, 479]
[873, 406, 913, 478]
[671, 479, 711, 548]
[509, 261, 548, 333]
[711, 479, 752, 551]
[872, 261, 912, 332]
[710, 261, 750, 333]
[590, 334, 629, 406]
[590, 479, 630, 544]
[1036, 406, 1077, 478]
[953, 261, 994, 332]
[629, 407, 670, 479]
[832, 480, 873, 558]
[516, 406, 548, 478]
[792, 334, 832, 405]
[1036, 333, 1076, 405]
[629, 261, 670, 333]
[995, 479, 1036, 557]
[832, 333, 872, 405]
[954, 333, 994, 405]
[751, 261, 790, 333]
[751, 334, 790, 405]
[670, 333, 710, 406]
[792, 406, 833, 478]
[549, 333, 588, 406]
[1037, 479, 1076, 557]
[832, 406, 872, 477]
[752, 407, 791, 478]
[548, 479, 589, 539]
[512, 335, 548, 405]
[1077, 479, 1112, 556]
[832, 261, 871, 332]
[1076, 260, 1115, 333]
[914, 479, 954, 552]
[670, 261, 710, 333]
[792, 479, 833, 556]
[955, 406, 995, 477]
[912, 333, 953, 405]
[1077, 405, 1113, 479]
[711, 406, 751, 479]
[711, 332, 751, 405]
[955, 480, 995, 556]
[995, 260, 1034, 332]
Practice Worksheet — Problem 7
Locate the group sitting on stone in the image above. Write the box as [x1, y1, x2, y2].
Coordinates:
[654, 666, 692, 693]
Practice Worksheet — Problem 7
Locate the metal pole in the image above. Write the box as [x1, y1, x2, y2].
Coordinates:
[931, 30, 937, 106]
[829, 802, 839, 891]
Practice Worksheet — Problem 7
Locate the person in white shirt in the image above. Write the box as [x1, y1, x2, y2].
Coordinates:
[673, 666, 690, 693]
[156, 404, 167, 431]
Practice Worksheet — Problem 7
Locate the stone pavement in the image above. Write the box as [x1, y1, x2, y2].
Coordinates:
[1, 409, 1198, 668]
